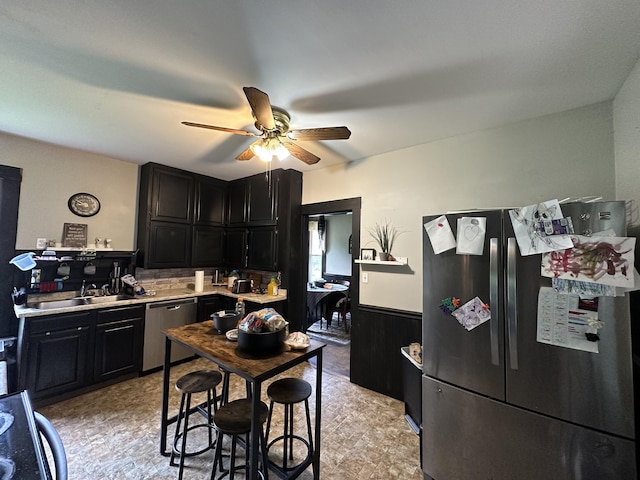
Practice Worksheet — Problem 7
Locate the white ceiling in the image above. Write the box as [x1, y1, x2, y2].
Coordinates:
[2, 1, 639, 181]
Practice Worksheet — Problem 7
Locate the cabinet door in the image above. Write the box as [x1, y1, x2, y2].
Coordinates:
[247, 227, 277, 270]
[192, 226, 225, 266]
[247, 174, 277, 225]
[198, 295, 228, 322]
[195, 175, 227, 225]
[148, 221, 191, 267]
[151, 167, 194, 223]
[26, 318, 91, 400]
[225, 228, 247, 268]
[94, 317, 143, 382]
[227, 180, 247, 226]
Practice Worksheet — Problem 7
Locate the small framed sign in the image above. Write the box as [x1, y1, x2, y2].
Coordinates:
[62, 223, 88, 248]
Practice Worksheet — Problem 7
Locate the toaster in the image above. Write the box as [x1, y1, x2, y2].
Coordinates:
[232, 279, 252, 294]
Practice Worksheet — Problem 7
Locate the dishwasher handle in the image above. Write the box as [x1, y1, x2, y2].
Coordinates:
[146, 298, 197, 311]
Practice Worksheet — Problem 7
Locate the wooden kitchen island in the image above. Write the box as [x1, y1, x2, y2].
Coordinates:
[161, 321, 325, 479]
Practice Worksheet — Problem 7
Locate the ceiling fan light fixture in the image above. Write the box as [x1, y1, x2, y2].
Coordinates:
[273, 139, 289, 161]
[250, 137, 289, 162]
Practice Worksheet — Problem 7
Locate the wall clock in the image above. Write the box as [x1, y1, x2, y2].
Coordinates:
[68, 192, 101, 217]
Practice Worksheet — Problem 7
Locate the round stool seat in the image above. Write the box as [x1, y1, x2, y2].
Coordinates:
[175, 369, 222, 394]
[267, 378, 312, 405]
[213, 399, 269, 435]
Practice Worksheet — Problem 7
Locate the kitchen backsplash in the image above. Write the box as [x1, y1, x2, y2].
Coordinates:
[135, 267, 278, 291]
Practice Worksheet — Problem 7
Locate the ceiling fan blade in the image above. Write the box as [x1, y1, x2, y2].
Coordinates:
[284, 142, 320, 165]
[236, 147, 254, 161]
[182, 121, 258, 136]
[286, 126, 351, 141]
[243, 87, 275, 131]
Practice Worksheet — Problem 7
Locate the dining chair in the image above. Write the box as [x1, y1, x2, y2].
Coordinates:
[34, 411, 68, 480]
[324, 281, 351, 332]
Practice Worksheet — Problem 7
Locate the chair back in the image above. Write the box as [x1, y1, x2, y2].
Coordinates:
[34, 411, 68, 480]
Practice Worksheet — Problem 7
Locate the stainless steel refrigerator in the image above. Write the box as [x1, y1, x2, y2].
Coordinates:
[421, 201, 636, 480]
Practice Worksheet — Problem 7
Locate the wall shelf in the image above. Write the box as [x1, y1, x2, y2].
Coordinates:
[355, 257, 408, 265]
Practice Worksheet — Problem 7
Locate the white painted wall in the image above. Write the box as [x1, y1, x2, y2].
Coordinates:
[0, 133, 138, 250]
[302, 102, 616, 312]
[614, 56, 640, 227]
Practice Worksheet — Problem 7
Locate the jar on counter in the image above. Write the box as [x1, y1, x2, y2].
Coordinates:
[267, 276, 278, 296]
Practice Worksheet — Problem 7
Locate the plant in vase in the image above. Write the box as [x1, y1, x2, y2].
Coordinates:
[368, 220, 401, 261]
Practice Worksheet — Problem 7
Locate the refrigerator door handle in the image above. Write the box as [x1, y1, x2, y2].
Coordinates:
[507, 237, 519, 370]
[489, 238, 500, 366]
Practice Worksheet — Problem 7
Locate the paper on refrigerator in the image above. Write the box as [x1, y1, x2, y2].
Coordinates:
[508, 200, 574, 256]
[424, 215, 456, 254]
[537, 287, 600, 353]
[456, 217, 486, 255]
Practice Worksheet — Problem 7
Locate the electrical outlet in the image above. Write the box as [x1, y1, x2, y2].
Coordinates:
[362, 272, 368, 283]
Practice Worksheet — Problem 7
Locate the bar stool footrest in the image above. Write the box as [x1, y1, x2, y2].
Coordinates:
[266, 434, 312, 471]
[170, 424, 216, 463]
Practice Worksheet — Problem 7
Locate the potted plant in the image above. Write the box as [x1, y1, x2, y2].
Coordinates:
[368, 220, 401, 261]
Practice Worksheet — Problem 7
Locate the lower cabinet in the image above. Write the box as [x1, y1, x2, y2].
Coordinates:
[351, 306, 421, 400]
[198, 295, 234, 322]
[19, 305, 145, 404]
[24, 312, 92, 401]
[94, 306, 144, 382]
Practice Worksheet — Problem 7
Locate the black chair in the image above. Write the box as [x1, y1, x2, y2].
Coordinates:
[324, 281, 351, 332]
[34, 411, 68, 480]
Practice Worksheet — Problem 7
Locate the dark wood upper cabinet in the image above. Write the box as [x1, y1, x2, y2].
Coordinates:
[138, 163, 227, 268]
[247, 173, 277, 225]
[224, 228, 247, 268]
[150, 166, 193, 223]
[138, 163, 301, 274]
[247, 226, 277, 270]
[194, 174, 227, 226]
[147, 221, 191, 268]
[192, 226, 225, 266]
[227, 179, 248, 226]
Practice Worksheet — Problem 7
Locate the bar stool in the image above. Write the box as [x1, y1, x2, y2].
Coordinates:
[211, 398, 270, 480]
[170, 369, 223, 480]
[264, 378, 314, 475]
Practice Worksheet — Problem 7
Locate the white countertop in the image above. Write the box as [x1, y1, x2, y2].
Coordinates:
[14, 285, 287, 318]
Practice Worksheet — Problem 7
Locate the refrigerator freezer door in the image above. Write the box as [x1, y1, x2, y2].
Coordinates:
[422, 211, 505, 400]
[504, 201, 635, 438]
[422, 375, 637, 480]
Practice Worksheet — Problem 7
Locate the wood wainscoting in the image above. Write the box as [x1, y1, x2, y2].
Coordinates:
[351, 305, 421, 400]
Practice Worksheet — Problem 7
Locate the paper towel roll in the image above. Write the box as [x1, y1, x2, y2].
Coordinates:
[195, 270, 205, 292]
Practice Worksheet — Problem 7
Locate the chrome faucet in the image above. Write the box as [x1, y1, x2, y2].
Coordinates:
[101, 284, 110, 296]
[80, 280, 97, 297]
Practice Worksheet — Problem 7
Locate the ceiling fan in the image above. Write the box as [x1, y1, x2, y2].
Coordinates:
[182, 87, 351, 165]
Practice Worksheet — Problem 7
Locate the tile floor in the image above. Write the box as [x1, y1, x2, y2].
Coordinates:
[39, 348, 422, 479]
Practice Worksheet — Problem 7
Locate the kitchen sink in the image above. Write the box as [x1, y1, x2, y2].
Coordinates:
[29, 298, 88, 310]
[85, 294, 133, 304]
[30, 294, 134, 309]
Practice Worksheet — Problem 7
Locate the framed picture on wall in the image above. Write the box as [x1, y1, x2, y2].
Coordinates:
[360, 248, 376, 260]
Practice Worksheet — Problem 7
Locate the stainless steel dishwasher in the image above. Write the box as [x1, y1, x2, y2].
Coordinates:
[143, 298, 198, 372]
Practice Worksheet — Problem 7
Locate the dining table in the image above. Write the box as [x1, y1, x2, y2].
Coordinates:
[305, 283, 348, 329]
[160, 320, 325, 480]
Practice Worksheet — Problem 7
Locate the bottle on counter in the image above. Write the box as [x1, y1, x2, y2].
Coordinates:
[267, 276, 279, 296]
[235, 297, 245, 319]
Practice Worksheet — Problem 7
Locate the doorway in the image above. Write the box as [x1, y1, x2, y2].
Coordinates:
[300, 198, 361, 380]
